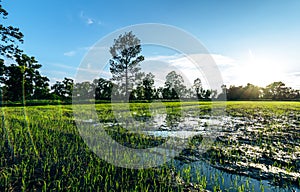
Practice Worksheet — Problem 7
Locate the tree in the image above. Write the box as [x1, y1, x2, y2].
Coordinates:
[183, 88, 194, 99]
[93, 78, 113, 100]
[0, 2, 24, 58]
[33, 75, 50, 99]
[16, 54, 49, 100]
[217, 85, 227, 100]
[0, 3, 52, 102]
[51, 77, 73, 100]
[211, 89, 218, 99]
[193, 78, 203, 99]
[2, 54, 50, 101]
[51, 81, 63, 99]
[241, 83, 261, 100]
[0, 58, 5, 84]
[163, 71, 186, 99]
[227, 85, 243, 100]
[74, 81, 94, 100]
[109, 31, 144, 98]
[130, 72, 155, 100]
[0, 2, 24, 104]
[143, 73, 155, 100]
[155, 87, 164, 99]
[263, 81, 287, 100]
[132, 83, 144, 100]
[61, 78, 74, 99]
[203, 89, 212, 100]
[3, 63, 22, 101]
[130, 71, 145, 100]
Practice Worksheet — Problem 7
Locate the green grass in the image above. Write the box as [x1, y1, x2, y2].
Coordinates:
[0, 103, 204, 191]
[0, 101, 299, 191]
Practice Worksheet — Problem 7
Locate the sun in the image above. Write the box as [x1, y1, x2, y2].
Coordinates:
[236, 49, 285, 87]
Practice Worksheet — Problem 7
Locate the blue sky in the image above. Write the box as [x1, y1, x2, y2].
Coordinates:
[3, 0, 300, 89]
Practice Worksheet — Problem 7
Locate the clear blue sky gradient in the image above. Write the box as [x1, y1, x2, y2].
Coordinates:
[3, 0, 300, 88]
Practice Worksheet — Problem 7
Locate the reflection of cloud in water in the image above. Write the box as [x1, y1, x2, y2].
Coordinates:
[142, 114, 252, 140]
[145, 130, 203, 139]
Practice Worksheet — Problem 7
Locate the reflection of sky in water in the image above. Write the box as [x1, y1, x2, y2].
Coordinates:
[82, 114, 250, 135]
[78, 113, 299, 191]
[145, 130, 203, 139]
[173, 160, 299, 192]
[142, 115, 249, 139]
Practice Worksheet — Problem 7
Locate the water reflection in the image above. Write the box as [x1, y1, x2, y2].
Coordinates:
[165, 106, 183, 129]
[173, 160, 299, 192]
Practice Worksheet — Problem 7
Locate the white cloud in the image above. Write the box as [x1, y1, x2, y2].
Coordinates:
[81, 45, 109, 52]
[141, 53, 228, 91]
[142, 52, 300, 90]
[79, 11, 102, 26]
[155, 53, 236, 69]
[52, 63, 78, 71]
[50, 62, 111, 83]
[52, 51, 300, 90]
[290, 72, 300, 77]
[284, 72, 300, 89]
[63, 45, 106, 58]
[64, 51, 76, 57]
[147, 54, 180, 61]
[214, 50, 300, 89]
[87, 18, 94, 25]
[211, 54, 236, 67]
[74, 68, 111, 83]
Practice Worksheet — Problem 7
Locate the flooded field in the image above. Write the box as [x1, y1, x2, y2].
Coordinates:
[1, 101, 299, 191]
[96, 101, 300, 190]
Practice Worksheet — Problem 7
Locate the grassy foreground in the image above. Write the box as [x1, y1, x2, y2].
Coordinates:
[0, 101, 299, 191]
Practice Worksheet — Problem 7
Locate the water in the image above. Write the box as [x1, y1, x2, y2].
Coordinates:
[172, 160, 300, 192]
[145, 130, 203, 139]
[141, 114, 300, 191]
[79, 113, 300, 191]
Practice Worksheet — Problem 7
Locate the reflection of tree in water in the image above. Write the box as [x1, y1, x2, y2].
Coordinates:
[128, 103, 184, 130]
[131, 109, 152, 122]
[165, 106, 182, 129]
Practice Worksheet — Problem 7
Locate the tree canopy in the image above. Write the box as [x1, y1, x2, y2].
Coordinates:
[0, 2, 23, 58]
[163, 71, 186, 99]
[2, 54, 50, 102]
[109, 31, 144, 98]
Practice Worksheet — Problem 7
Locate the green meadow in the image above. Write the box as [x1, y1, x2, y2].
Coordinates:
[0, 101, 299, 191]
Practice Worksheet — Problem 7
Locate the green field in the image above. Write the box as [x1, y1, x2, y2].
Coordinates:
[1, 101, 299, 191]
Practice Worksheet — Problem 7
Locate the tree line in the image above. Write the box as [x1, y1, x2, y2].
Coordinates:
[1, 54, 299, 102]
[218, 82, 300, 101]
[1, 3, 299, 104]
